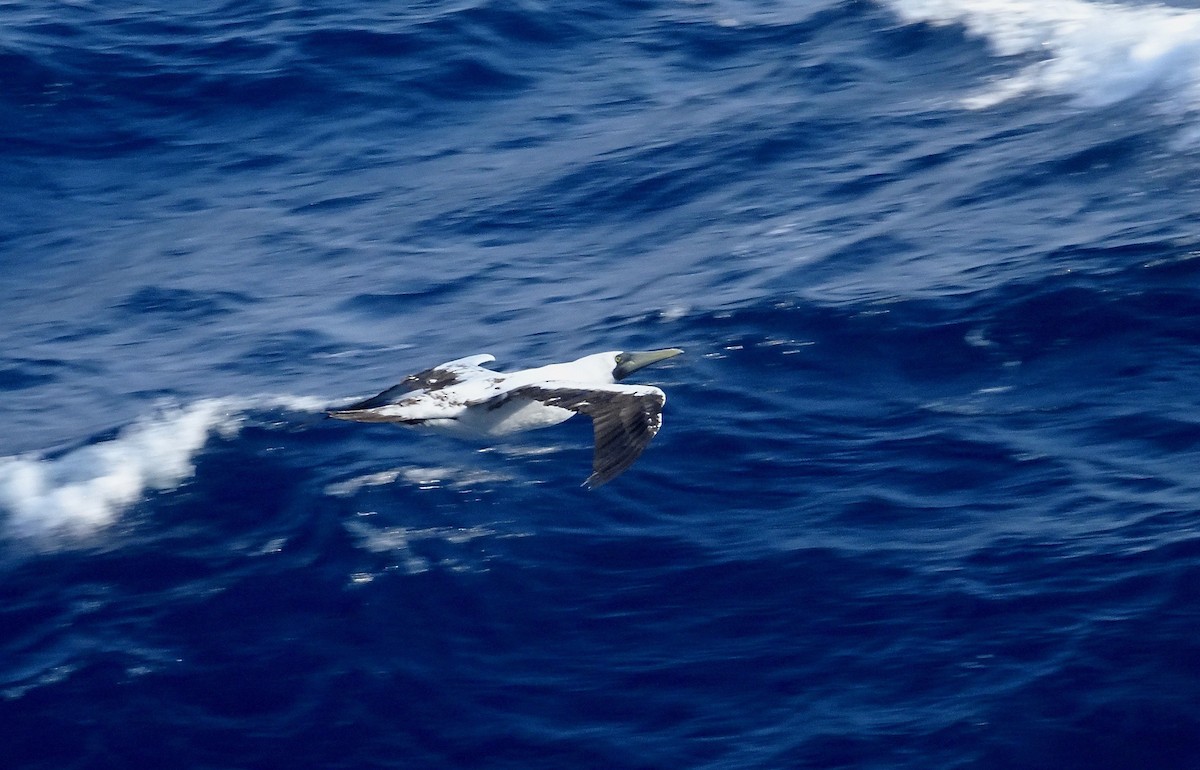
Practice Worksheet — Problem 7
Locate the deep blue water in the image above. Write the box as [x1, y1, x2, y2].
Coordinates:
[4, 0, 1200, 767]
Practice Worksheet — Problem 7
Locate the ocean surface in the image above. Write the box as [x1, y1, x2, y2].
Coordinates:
[3, 0, 1200, 767]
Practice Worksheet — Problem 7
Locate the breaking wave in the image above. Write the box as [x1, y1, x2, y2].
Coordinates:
[884, 0, 1200, 111]
[0, 396, 326, 545]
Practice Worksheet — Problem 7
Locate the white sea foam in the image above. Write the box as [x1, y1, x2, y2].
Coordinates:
[884, 0, 1200, 111]
[325, 464, 514, 497]
[0, 396, 326, 545]
[343, 516, 509, 575]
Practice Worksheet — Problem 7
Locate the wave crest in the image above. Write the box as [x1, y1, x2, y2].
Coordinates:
[884, 0, 1200, 110]
[0, 396, 325, 546]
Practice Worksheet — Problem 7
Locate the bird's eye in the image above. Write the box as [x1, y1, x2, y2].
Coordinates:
[615, 354, 626, 364]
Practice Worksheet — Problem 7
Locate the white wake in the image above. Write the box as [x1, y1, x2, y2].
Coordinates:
[0, 396, 325, 545]
[883, 0, 1200, 110]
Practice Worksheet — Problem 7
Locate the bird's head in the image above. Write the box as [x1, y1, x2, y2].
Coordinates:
[611, 348, 684, 381]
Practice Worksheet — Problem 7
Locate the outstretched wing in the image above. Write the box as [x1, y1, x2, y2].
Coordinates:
[336, 354, 496, 411]
[502, 383, 667, 488]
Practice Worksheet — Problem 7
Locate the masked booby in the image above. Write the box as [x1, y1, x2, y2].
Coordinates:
[328, 348, 683, 488]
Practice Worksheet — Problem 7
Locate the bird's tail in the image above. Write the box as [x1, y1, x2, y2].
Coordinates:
[326, 409, 425, 426]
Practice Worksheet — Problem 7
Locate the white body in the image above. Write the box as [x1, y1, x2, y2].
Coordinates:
[329, 348, 681, 488]
[351, 352, 657, 437]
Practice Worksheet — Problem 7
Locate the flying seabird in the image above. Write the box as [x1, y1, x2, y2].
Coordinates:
[328, 348, 684, 488]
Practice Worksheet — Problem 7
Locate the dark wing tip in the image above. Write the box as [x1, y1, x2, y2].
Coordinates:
[565, 389, 668, 489]
[503, 384, 667, 488]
